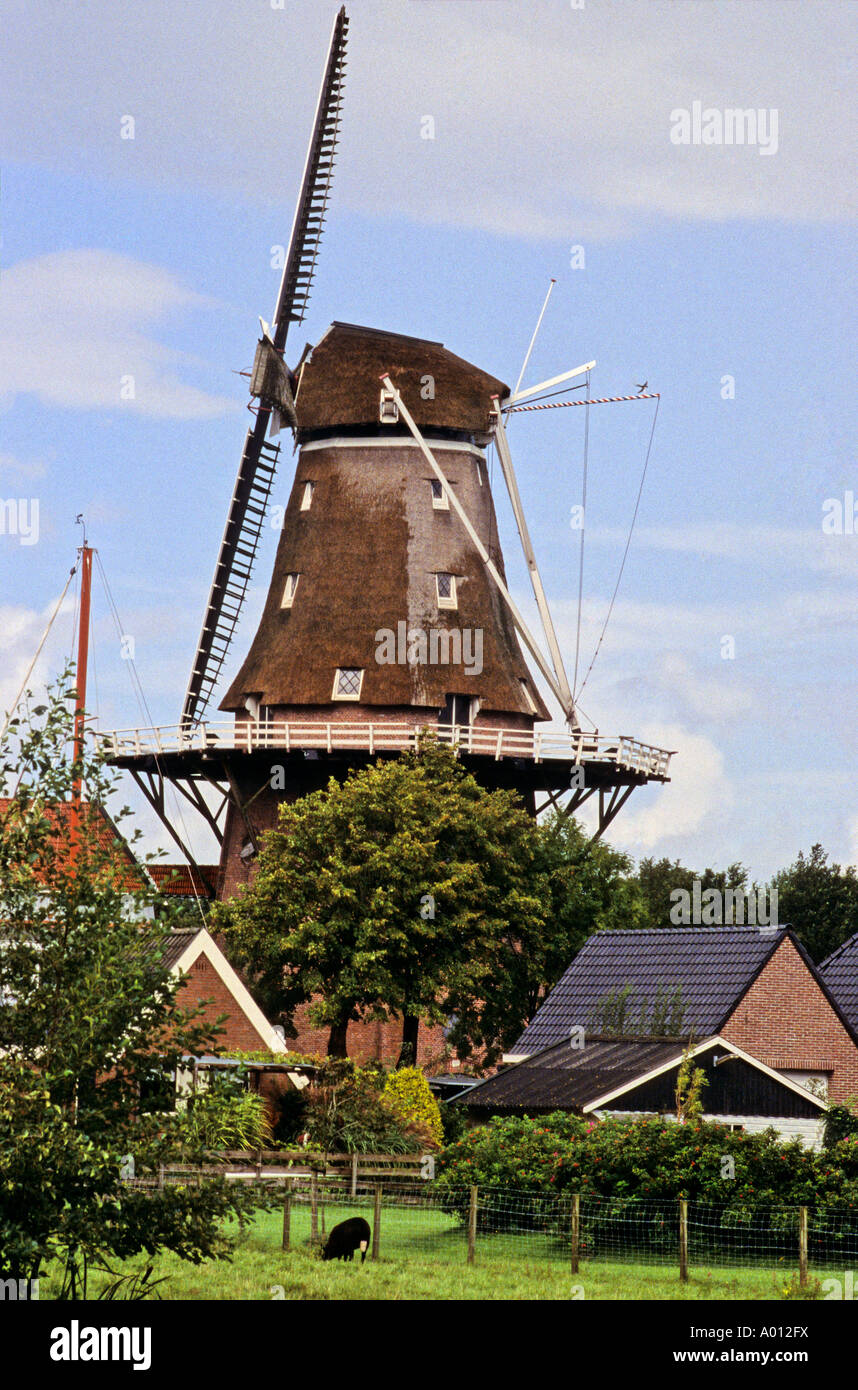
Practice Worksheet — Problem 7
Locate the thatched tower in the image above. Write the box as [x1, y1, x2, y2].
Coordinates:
[216, 322, 550, 899]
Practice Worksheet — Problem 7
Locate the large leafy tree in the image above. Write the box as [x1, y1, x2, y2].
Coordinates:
[215, 738, 550, 1066]
[635, 856, 749, 929]
[0, 673, 257, 1297]
[772, 844, 858, 963]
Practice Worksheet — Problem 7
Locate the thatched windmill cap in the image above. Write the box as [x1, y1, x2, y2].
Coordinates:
[294, 322, 509, 437]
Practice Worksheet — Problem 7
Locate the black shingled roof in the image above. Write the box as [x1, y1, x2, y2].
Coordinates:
[460, 1036, 685, 1113]
[819, 932, 858, 1034]
[511, 926, 789, 1054]
[137, 927, 200, 972]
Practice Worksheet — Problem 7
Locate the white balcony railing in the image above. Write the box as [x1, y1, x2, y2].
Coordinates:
[94, 720, 674, 780]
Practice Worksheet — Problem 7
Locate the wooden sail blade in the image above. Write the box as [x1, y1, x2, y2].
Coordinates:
[182, 416, 280, 727]
[181, 8, 349, 728]
[271, 5, 349, 351]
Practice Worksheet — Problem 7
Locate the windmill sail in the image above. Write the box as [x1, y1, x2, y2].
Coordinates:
[182, 5, 349, 728]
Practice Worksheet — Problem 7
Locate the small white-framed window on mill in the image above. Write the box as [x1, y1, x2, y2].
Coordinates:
[519, 678, 538, 714]
[436, 573, 457, 609]
[333, 667, 364, 700]
[281, 573, 300, 609]
[300, 481, 315, 511]
[430, 478, 449, 511]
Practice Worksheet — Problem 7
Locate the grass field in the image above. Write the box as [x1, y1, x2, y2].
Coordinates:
[37, 1201, 829, 1301]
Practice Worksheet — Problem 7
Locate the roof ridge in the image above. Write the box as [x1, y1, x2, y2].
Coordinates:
[582, 924, 787, 939]
[818, 930, 858, 972]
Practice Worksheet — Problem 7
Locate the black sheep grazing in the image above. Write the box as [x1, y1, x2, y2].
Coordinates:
[322, 1217, 372, 1263]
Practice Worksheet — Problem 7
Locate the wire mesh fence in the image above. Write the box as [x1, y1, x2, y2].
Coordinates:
[125, 1170, 858, 1277]
[271, 1180, 858, 1275]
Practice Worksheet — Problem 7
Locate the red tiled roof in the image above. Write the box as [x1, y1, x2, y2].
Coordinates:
[148, 864, 219, 899]
[0, 796, 145, 888]
[1, 799, 219, 901]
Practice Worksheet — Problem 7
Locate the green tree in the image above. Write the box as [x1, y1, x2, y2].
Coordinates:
[215, 737, 550, 1066]
[636, 856, 749, 928]
[772, 844, 858, 963]
[0, 673, 258, 1297]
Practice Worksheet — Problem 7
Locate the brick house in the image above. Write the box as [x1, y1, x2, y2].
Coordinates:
[160, 927, 286, 1056]
[0, 797, 282, 1061]
[508, 926, 858, 1104]
[818, 932, 858, 1040]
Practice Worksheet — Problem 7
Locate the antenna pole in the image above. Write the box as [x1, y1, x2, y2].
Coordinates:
[513, 278, 555, 402]
[72, 544, 93, 808]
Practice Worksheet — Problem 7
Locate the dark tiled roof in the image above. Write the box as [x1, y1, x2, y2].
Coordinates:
[512, 927, 787, 1054]
[149, 864, 219, 899]
[819, 932, 858, 1033]
[459, 1037, 686, 1112]
[142, 927, 200, 971]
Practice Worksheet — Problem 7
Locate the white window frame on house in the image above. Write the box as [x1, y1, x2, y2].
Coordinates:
[519, 678, 538, 714]
[332, 667, 364, 700]
[281, 573, 300, 609]
[430, 478, 449, 511]
[300, 481, 315, 511]
[435, 573, 457, 610]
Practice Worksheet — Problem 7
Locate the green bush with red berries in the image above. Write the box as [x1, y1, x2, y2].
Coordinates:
[433, 1113, 858, 1253]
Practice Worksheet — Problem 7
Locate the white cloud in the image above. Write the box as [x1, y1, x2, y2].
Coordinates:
[0, 0, 853, 240]
[0, 600, 74, 750]
[599, 723, 732, 853]
[848, 816, 858, 870]
[0, 251, 238, 419]
[592, 523, 858, 582]
[0, 451, 48, 482]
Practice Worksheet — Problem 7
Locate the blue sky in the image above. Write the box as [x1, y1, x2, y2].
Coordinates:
[1, 0, 855, 878]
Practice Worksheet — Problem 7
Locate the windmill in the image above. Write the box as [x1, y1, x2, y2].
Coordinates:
[98, 5, 673, 913]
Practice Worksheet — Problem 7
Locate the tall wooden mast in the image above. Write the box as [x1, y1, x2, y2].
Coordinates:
[72, 543, 93, 809]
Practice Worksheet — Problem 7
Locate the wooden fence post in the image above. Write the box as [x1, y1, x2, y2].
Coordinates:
[310, 1172, 319, 1245]
[571, 1193, 580, 1275]
[351, 1153, 359, 1197]
[467, 1186, 478, 1265]
[372, 1184, 382, 1261]
[282, 1177, 292, 1252]
[679, 1199, 689, 1283]
[799, 1206, 808, 1288]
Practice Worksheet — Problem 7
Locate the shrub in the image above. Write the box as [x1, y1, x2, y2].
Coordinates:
[433, 1111, 858, 1240]
[823, 1101, 858, 1150]
[439, 1100, 469, 1146]
[382, 1068, 444, 1150]
[181, 1074, 272, 1152]
[303, 1060, 423, 1154]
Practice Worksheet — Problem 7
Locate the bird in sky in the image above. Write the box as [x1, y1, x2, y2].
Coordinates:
[635, 381, 648, 394]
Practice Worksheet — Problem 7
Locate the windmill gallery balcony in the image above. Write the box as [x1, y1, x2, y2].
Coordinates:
[96, 719, 673, 781]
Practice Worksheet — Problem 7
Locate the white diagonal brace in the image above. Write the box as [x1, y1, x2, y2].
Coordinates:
[510, 361, 595, 405]
[491, 397, 575, 720]
[380, 374, 573, 723]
